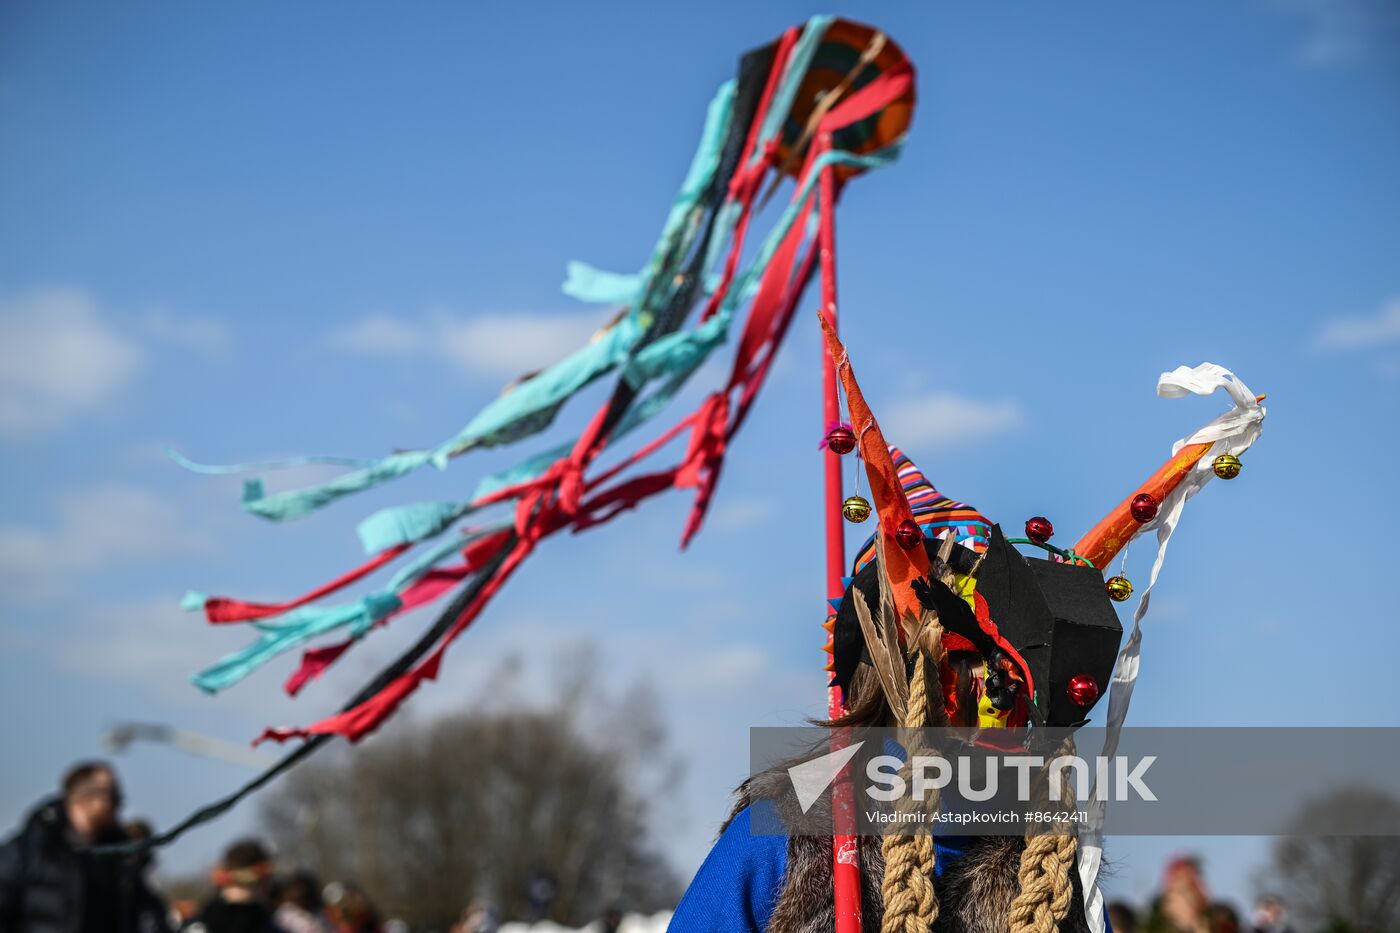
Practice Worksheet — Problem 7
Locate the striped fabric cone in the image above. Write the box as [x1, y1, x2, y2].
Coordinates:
[850, 445, 992, 575]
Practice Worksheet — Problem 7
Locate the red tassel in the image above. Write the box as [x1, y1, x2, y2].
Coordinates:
[202, 543, 410, 623]
[281, 528, 517, 696]
[260, 647, 445, 745]
[260, 537, 535, 743]
[283, 641, 354, 697]
[461, 527, 512, 567]
[573, 469, 680, 532]
[248, 29, 892, 750]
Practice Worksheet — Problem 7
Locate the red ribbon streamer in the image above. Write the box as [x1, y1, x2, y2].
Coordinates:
[247, 28, 911, 753]
[200, 543, 410, 623]
[281, 528, 514, 696]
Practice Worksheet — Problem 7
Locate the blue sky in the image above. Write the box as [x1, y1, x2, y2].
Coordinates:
[2, 0, 1398, 911]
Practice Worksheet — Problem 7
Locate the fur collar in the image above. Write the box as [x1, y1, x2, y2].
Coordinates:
[724, 768, 1094, 932]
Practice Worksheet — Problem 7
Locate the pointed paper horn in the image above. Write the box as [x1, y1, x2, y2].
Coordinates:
[1072, 441, 1214, 569]
[1073, 373, 1266, 570]
[817, 311, 930, 626]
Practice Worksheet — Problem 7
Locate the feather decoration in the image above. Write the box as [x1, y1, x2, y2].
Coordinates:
[908, 531, 962, 723]
[934, 530, 959, 586]
[851, 586, 907, 723]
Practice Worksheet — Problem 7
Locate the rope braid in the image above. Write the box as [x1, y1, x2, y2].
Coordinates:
[880, 617, 949, 933]
[879, 650, 937, 933]
[1008, 735, 1079, 933]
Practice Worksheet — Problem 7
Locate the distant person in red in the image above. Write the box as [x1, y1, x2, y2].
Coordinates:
[322, 884, 379, 933]
[1146, 856, 1212, 933]
[186, 840, 279, 933]
[0, 760, 169, 933]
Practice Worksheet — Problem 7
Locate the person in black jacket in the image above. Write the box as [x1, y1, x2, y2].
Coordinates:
[0, 760, 169, 933]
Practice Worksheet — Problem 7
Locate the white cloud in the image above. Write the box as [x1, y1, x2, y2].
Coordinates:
[0, 484, 211, 602]
[1270, 0, 1400, 66]
[56, 594, 220, 688]
[437, 312, 604, 375]
[881, 392, 1023, 446]
[327, 313, 425, 355]
[0, 288, 145, 436]
[708, 496, 779, 534]
[50, 594, 299, 716]
[666, 644, 768, 694]
[141, 308, 234, 356]
[1314, 297, 1400, 350]
[328, 309, 608, 378]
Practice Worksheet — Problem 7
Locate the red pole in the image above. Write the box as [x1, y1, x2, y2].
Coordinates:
[818, 142, 862, 933]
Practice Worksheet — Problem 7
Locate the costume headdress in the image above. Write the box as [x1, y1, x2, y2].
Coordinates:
[819, 317, 1265, 932]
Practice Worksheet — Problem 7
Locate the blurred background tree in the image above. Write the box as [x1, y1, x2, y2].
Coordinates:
[1257, 788, 1400, 933]
[258, 647, 683, 928]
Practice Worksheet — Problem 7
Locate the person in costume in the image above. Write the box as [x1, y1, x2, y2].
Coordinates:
[670, 328, 1265, 933]
[670, 446, 1115, 933]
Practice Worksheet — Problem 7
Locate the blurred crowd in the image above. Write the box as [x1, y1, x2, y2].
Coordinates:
[0, 762, 649, 933]
[0, 761, 1331, 933]
[1106, 856, 1298, 933]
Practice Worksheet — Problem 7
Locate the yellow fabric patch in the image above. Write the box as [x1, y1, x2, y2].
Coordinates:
[954, 571, 977, 611]
[975, 659, 1010, 729]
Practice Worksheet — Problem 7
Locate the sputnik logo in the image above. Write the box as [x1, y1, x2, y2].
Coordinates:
[788, 741, 865, 813]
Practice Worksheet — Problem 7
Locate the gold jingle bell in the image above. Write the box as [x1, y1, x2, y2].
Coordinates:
[1212, 453, 1242, 480]
[1106, 575, 1134, 602]
[842, 495, 872, 523]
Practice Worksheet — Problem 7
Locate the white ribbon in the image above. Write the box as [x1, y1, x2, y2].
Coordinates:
[1080, 363, 1265, 933]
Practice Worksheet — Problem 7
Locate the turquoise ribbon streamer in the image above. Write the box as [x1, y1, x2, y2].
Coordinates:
[755, 16, 836, 163]
[176, 19, 862, 526]
[183, 14, 912, 699]
[208, 148, 899, 539]
[561, 262, 641, 307]
[623, 77, 739, 330]
[174, 16, 877, 529]
[470, 441, 573, 503]
[389, 144, 901, 540]
[191, 592, 402, 694]
[355, 500, 473, 554]
[238, 450, 435, 521]
[167, 449, 377, 475]
[191, 78, 738, 523]
[191, 527, 507, 693]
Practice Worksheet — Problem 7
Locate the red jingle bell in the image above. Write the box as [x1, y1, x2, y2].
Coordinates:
[895, 519, 922, 549]
[1067, 674, 1100, 707]
[826, 425, 857, 455]
[1130, 493, 1159, 523]
[1025, 516, 1054, 544]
